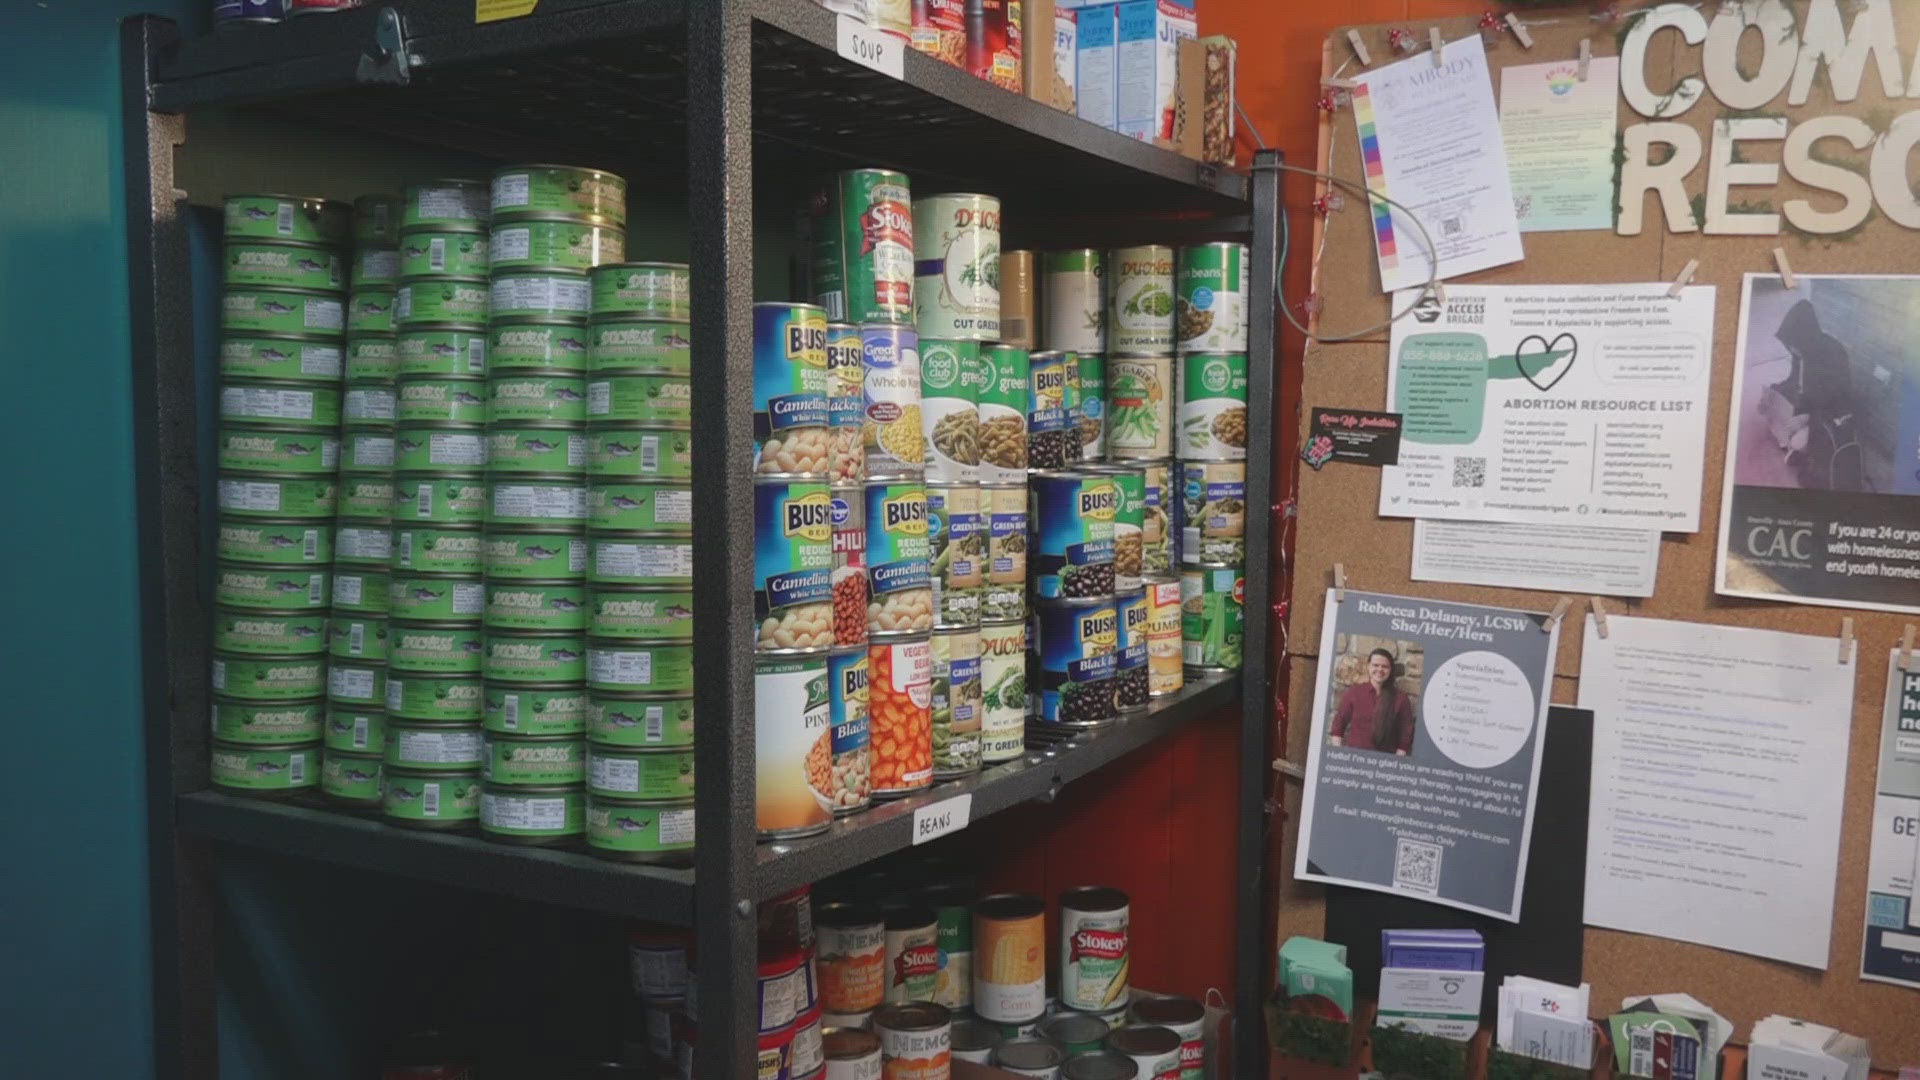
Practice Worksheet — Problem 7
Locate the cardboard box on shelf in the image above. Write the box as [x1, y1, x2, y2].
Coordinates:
[1115, 0, 1196, 144]
[1075, 2, 1117, 129]
[1025, 0, 1078, 112]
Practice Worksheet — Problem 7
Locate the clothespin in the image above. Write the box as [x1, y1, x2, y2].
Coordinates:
[1578, 39, 1593, 81]
[1772, 247, 1796, 289]
[1898, 624, 1914, 671]
[1429, 280, 1447, 306]
[1333, 563, 1347, 603]
[1840, 617, 1855, 664]
[1347, 29, 1372, 67]
[1545, 597, 1571, 633]
[1272, 759, 1307, 782]
[1430, 27, 1444, 67]
[1505, 13, 1534, 49]
[1668, 258, 1698, 297]
[1312, 190, 1346, 215]
[1589, 597, 1610, 639]
[1387, 27, 1417, 54]
[1322, 76, 1359, 91]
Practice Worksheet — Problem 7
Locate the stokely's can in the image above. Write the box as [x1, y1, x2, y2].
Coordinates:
[1031, 470, 1117, 600]
[926, 483, 983, 628]
[586, 693, 695, 747]
[1025, 351, 1078, 471]
[211, 741, 318, 795]
[392, 524, 484, 574]
[1178, 460, 1246, 566]
[1086, 465, 1145, 592]
[483, 735, 586, 786]
[395, 473, 487, 524]
[328, 567, 391, 614]
[587, 586, 693, 641]
[1180, 565, 1243, 672]
[976, 619, 1027, 764]
[217, 474, 337, 521]
[588, 534, 691, 586]
[881, 908, 939, 1004]
[402, 179, 488, 229]
[491, 164, 626, 224]
[321, 750, 383, 806]
[222, 287, 343, 336]
[345, 335, 397, 381]
[930, 627, 982, 779]
[1175, 242, 1248, 354]
[586, 425, 692, 480]
[1105, 1026, 1180, 1080]
[484, 632, 586, 683]
[484, 683, 589, 736]
[588, 319, 690, 374]
[323, 705, 385, 752]
[488, 478, 588, 526]
[395, 376, 486, 424]
[980, 484, 1027, 622]
[1043, 248, 1106, 355]
[586, 372, 691, 425]
[341, 430, 397, 472]
[826, 646, 872, 814]
[912, 193, 1001, 340]
[875, 1002, 951, 1078]
[753, 302, 832, 476]
[754, 650, 834, 840]
[830, 486, 869, 649]
[589, 262, 688, 320]
[951, 1017, 1001, 1066]
[384, 723, 485, 771]
[868, 635, 933, 797]
[1175, 353, 1248, 461]
[754, 480, 836, 653]
[490, 271, 590, 321]
[218, 518, 330, 566]
[385, 672, 485, 723]
[387, 573, 483, 620]
[826, 322, 867, 485]
[392, 425, 487, 471]
[212, 565, 327, 612]
[585, 795, 695, 862]
[399, 325, 489, 376]
[998, 249, 1035, 349]
[1105, 356, 1172, 460]
[972, 893, 1047, 1023]
[587, 744, 694, 801]
[921, 883, 974, 1012]
[810, 169, 914, 325]
[861, 323, 924, 478]
[221, 379, 342, 429]
[212, 697, 325, 744]
[489, 373, 588, 423]
[1141, 460, 1174, 576]
[919, 339, 982, 484]
[1076, 353, 1106, 462]
[1059, 886, 1130, 1012]
[220, 336, 342, 383]
[488, 217, 623, 272]
[823, 1026, 884, 1080]
[485, 427, 585, 477]
[398, 228, 490, 278]
[1109, 245, 1175, 355]
[817, 902, 886, 1016]
[1145, 579, 1184, 698]
[479, 784, 585, 844]
[352, 247, 399, 285]
[977, 344, 1029, 482]
[1129, 997, 1205, 1080]
[224, 240, 345, 291]
[587, 640, 695, 695]
[395, 279, 489, 325]
[1034, 599, 1118, 728]
[388, 622, 485, 675]
[864, 481, 933, 638]
[484, 580, 589, 631]
[224, 194, 349, 245]
[382, 767, 483, 829]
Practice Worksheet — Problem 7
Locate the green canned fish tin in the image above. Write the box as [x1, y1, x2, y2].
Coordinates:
[355, 194, 402, 243]
[586, 373, 690, 425]
[588, 535, 692, 586]
[480, 784, 585, 843]
[489, 217, 624, 271]
[1180, 564, 1243, 672]
[487, 479, 588, 526]
[389, 623, 486, 675]
[489, 373, 588, 423]
[402, 179, 489, 229]
[587, 587, 694, 641]
[385, 672, 485, 723]
[346, 335, 398, 380]
[217, 518, 331, 565]
[386, 723, 485, 771]
[388, 573, 485, 620]
[492, 321, 591, 371]
[590, 262, 689, 320]
[491, 271, 590, 320]
[393, 525, 483, 574]
[382, 767, 482, 828]
[225, 241, 345, 291]
[214, 654, 328, 701]
[341, 430, 396, 472]
[587, 483, 692, 532]
[326, 661, 387, 706]
[485, 683, 589, 736]
[212, 697, 325, 744]
[586, 426, 691, 479]
[210, 741, 319, 794]
[587, 640, 695, 694]
[1176, 353, 1248, 461]
[488, 426, 585, 474]
[810, 168, 914, 324]
[587, 744, 695, 801]
[485, 580, 589, 631]
[330, 568, 392, 614]
[353, 246, 401, 285]
[220, 335, 343, 382]
[491, 164, 627, 224]
[343, 383, 398, 426]
[396, 376, 487, 423]
[225, 194, 349, 245]
[321, 751, 383, 805]
[348, 288, 395, 333]
[214, 565, 329, 610]
[483, 530, 587, 580]
[222, 287, 344, 336]
[398, 325, 489, 376]
[221, 379, 343, 429]
[483, 735, 587, 786]
[325, 706, 386, 753]
[333, 524, 392, 566]
[586, 694, 695, 747]
[336, 474, 397, 521]
[1175, 241, 1248, 354]
[395, 473, 487, 524]
[397, 279, 489, 325]
[586, 795, 694, 862]
[329, 616, 388, 662]
[588, 319, 690, 374]
[395, 425, 488, 471]
[485, 632, 587, 682]
[398, 228, 490, 278]
[218, 429, 339, 474]
[214, 608, 328, 655]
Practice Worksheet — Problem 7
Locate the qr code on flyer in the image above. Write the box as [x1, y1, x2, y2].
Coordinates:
[1393, 837, 1442, 894]
[1452, 456, 1486, 488]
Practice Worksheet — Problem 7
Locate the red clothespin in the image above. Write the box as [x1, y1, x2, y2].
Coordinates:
[1313, 190, 1346, 215]
[1591, 1, 1621, 24]
[1478, 11, 1502, 34]
[1387, 27, 1417, 54]
[1296, 294, 1324, 320]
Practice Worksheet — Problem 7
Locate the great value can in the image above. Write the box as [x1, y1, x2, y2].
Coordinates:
[827, 647, 871, 814]
[585, 796, 694, 862]
[399, 228, 489, 278]
[220, 336, 342, 383]
[486, 427, 584, 474]
[861, 323, 924, 478]
[485, 683, 589, 736]
[1180, 565, 1243, 672]
[389, 623, 485, 675]
[399, 325, 489, 376]
[1076, 353, 1106, 462]
[755, 480, 836, 652]
[588, 535, 691, 586]
[587, 744, 695, 801]
[753, 302, 832, 476]
[488, 479, 588, 525]
[393, 524, 484, 574]
[1025, 350, 1077, 471]
[817, 902, 886, 1015]
[324, 706, 386, 752]
[998, 249, 1034, 348]
[385, 672, 485, 722]
[1109, 245, 1174, 354]
[1106, 1026, 1180, 1080]
[221, 380, 342, 428]
[973, 893, 1046, 1023]
[395, 425, 487, 471]
[981, 484, 1027, 623]
[587, 586, 692, 640]
[864, 481, 933, 638]
[589, 319, 689, 373]
[217, 475, 337, 520]
[484, 581, 588, 631]
[396, 279, 489, 325]
[881, 908, 939, 1004]
[224, 194, 348, 244]
[1034, 600, 1118, 727]
[1043, 248, 1105, 354]
[978, 344, 1029, 482]
[586, 640, 695, 694]
[811, 169, 914, 325]
[402, 179, 489, 228]
[926, 483, 982, 627]
[586, 693, 695, 747]
[977, 620, 1026, 763]
[1105, 356, 1172, 459]
[586, 425, 691, 480]
[224, 241, 345, 291]
[483, 735, 586, 786]
[491, 164, 626, 224]
[218, 518, 330, 565]
[930, 627, 982, 779]
[754, 651, 834, 840]
[1145, 579, 1184, 697]
[1088, 465, 1144, 592]
[345, 335, 397, 380]
[489, 373, 587, 423]
[1176, 353, 1248, 461]
[382, 768, 483, 829]
[826, 322, 867, 485]
[490, 271, 590, 320]
[212, 697, 325, 744]
[489, 218, 623, 271]
[1129, 997, 1205, 1080]
[913, 193, 1000, 340]
[1178, 460, 1246, 565]
[321, 751, 383, 806]
[1113, 588, 1149, 713]
[1141, 460, 1174, 576]
[222, 287, 343, 336]
[1030, 470, 1116, 600]
[919, 339, 981, 484]
[479, 784, 585, 844]
[395, 473, 487, 523]
[211, 741, 318, 794]
[1175, 242, 1248, 354]
[868, 635, 932, 796]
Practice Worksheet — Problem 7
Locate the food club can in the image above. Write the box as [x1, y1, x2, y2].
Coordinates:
[1145, 579, 1184, 698]
[978, 344, 1029, 483]
[589, 319, 690, 374]
[488, 218, 623, 272]
[913, 193, 1000, 341]
[1030, 470, 1117, 600]
[220, 336, 342, 383]
[755, 481, 836, 652]
[383, 768, 482, 829]
[926, 483, 982, 628]
[1176, 353, 1248, 461]
[1076, 353, 1106, 463]
[1059, 886, 1130, 1012]
[1106, 1026, 1181, 1080]
[399, 228, 489, 278]
[754, 651, 834, 840]
[587, 693, 694, 747]
[1180, 566, 1243, 673]
[875, 1001, 951, 1079]
[864, 481, 933, 638]
[818, 902, 886, 1014]
[976, 620, 1027, 764]
[1034, 600, 1118, 728]
[919, 339, 981, 484]
[1130, 997, 1206, 1080]
[586, 796, 694, 862]
[882, 908, 939, 1004]
[1025, 351, 1077, 471]
[1109, 245, 1175, 355]
[479, 784, 585, 844]
[861, 323, 924, 479]
[827, 647, 872, 814]
[485, 683, 589, 736]
[589, 262, 688, 320]
[1113, 589, 1149, 714]
[1106, 356, 1171, 460]
[827, 323, 867, 485]
[1175, 242, 1248, 354]
[753, 302, 832, 477]
[868, 635, 933, 797]
[810, 168, 914, 325]
[831, 487, 869, 649]
[491, 164, 627, 224]
[980, 484, 1027, 623]
[211, 742, 317, 795]
[1178, 460, 1246, 566]
[224, 194, 348, 245]
[973, 893, 1046, 1024]
[997, 249, 1034, 349]
[929, 627, 982, 779]
[1043, 248, 1105, 355]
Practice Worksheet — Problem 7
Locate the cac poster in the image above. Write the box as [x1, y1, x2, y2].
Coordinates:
[1863, 653, 1920, 989]
[1296, 590, 1558, 921]
[1717, 275, 1920, 615]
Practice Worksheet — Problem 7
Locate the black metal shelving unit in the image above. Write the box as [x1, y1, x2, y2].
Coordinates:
[123, 2, 1279, 1076]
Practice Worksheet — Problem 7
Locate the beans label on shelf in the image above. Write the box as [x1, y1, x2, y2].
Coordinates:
[911, 793, 972, 845]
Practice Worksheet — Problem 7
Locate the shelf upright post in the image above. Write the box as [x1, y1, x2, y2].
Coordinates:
[1235, 147, 1283, 1075]
[687, 1, 761, 1076]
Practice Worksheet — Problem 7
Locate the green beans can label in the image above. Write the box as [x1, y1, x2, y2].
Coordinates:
[225, 241, 345, 291]
[590, 262, 689, 320]
[492, 272, 590, 320]
[982, 484, 1027, 622]
[485, 581, 588, 631]
[214, 610, 327, 655]
[1043, 248, 1106, 355]
[396, 475, 487, 523]
[396, 427, 487, 470]
[754, 482, 835, 652]
[489, 219, 623, 272]
[490, 374, 588, 423]
[811, 168, 914, 324]
[403, 180, 488, 228]
[322, 752, 383, 803]
[930, 627, 982, 778]
[217, 519, 329, 565]
[215, 566, 328, 610]
[213, 655, 327, 701]
[211, 743, 317, 792]
[338, 474, 394, 518]
[483, 531, 587, 580]
[221, 381, 341, 428]
[330, 569, 392, 614]
[1093, 467, 1145, 592]
[485, 685, 588, 735]
[588, 745, 696, 800]
[586, 426, 692, 479]
[348, 289, 395, 333]
[347, 335, 398, 380]
[976, 345, 1029, 483]
[354, 247, 400, 285]
[219, 429, 339, 474]
[589, 483, 693, 533]
[1176, 242, 1248, 354]
[386, 725, 485, 770]
[388, 575, 483, 619]
[484, 736, 586, 786]
[390, 625, 485, 675]
[329, 616, 388, 661]
[587, 798, 694, 857]
[212, 698, 324, 744]
[394, 526, 483, 574]
[325, 707, 386, 752]
[587, 642, 695, 693]
[223, 288, 343, 335]
[481, 786, 585, 838]
[1179, 460, 1246, 565]
[1177, 353, 1249, 461]
[399, 229, 490, 277]
[485, 633, 587, 682]
[589, 320, 689, 374]
[386, 673, 485, 722]
[486, 428, 585, 473]
[399, 326, 489, 376]
[488, 481, 587, 525]
[863, 482, 933, 636]
[327, 662, 387, 705]
[587, 587, 693, 640]
[919, 339, 981, 483]
[912, 194, 1001, 340]
[1076, 353, 1106, 461]
[589, 537, 692, 586]
[1141, 460, 1173, 577]
[587, 694, 695, 746]
[221, 336, 342, 382]
[1105, 356, 1172, 458]
[977, 620, 1027, 762]
[587, 374, 690, 425]
[341, 431, 395, 471]
[926, 483, 982, 627]
[225, 195, 348, 244]
[344, 384, 399, 425]
[492, 166, 627, 223]
[383, 769, 482, 823]
[1109, 245, 1175, 354]
[397, 280, 489, 325]
[1180, 566, 1244, 671]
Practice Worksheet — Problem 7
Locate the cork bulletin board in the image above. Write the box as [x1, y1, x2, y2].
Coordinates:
[1278, 3, 1920, 1066]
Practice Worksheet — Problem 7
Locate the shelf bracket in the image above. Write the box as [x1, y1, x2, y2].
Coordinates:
[355, 6, 413, 87]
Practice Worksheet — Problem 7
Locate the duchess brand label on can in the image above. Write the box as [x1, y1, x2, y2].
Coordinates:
[1036, 601, 1117, 726]
[1177, 353, 1248, 461]
[982, 484, 1027, 623]
[756, 482, 836, 652]
[211, 743, 316, 791]
[1181, 566, 1243, 671]
[587, 642, 695, 693]
[1110, 245, 1175, 354]
[396, 280, 489, 325]
[218, 430, 339, 474]
[919, 339, 981, 483]
[390, 625, 485, 675]
[490, 374, 587, 423]
[490, 272, 590, 319]
[1077, 353, 1106, 461]
[930, 628, 982, 778]
[827, 648, 871, 813]
[587, 426, 691, 479]
[813, 169, 914, 324]
[1025, 351, 1077, 471]
[396, 475, 487, 523]
[385, 673, 484, 722]
[218, 519, 328, 565]
[221, 381, 340, 427]
[925, 484, 982, 627]
[212, 698, 325, 744]
[590, 537, 692, 585]
[399, 229, 489, 278]
[1031, 471, 1116, 600]
[977, 620, 1026, 762]
[486, 685, 589, 735]
[827, 322, 867, 485]
[753, 302, 832, 475]
[489, 220, 623, 272]
[587, 587, 693, 640]
[214, 566, 328, 610]
[754, 653, 834, 839]
[861, 324, 924, 476]
[400, 327, 489, 376]
[913, 194, 1001, 340]
[223, 288, 343, 335]
[1043, 249, 1105, 355]
[220, 337, 342, 382]
[492, 166, 627, 223]
[589, 319, 689, 373]
[1145, 579, 1183, 697]
[1114, 589, 1150, 712]
[396, 426, 488, 473]
[831, 487, 869, 648]
[225, 241, 345, 291]
[586, 797, 694, 856]
[973, 895, 1046, 1023]
[215, 610, 327, 655]
[1179, 460, 1247, 565]
[394, 526, 484, 574]
[590, 263, 689, 320]
[1176, 242, 1248, 354]
[864, 483, 933, 636]
[977, 345, 1029, 482]
[818, 907, 886, 1014]
[484, 581, 587, 631]
[587, 694, 695, 746]
[1106, 356, 1172, 459]
[869, 637, 933, 794]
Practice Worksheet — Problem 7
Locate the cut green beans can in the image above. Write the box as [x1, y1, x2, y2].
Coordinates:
[1179, 564, 1243, 672]
[1105, 356, 1172, 459]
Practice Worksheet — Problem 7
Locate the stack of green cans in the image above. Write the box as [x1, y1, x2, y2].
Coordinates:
[209, 194, 351, 799]
[1172, 243, 1249, 679]
[479, 165, 630, 846]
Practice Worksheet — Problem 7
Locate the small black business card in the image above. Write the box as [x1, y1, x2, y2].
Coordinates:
[1304, 408, 1403, 469]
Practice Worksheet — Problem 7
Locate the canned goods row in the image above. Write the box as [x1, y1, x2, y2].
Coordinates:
[233, 682, 688, 743]
[1042, 243, 1248, 357]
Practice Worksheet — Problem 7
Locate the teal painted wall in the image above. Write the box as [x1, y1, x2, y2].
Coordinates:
[0, 2, 196, 1075]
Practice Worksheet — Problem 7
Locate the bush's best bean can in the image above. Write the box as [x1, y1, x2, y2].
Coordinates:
[590, 262, 689, 320]
[225, 194, 349, 245]
[214, 565, 328, 610]
[973, 893, 1047, 1023]
[586, 795, 694, 862]
[588, 535, 691, 586]
[1106, 356, 1172, 459]
[1176, 353, 1248, 461]
[484, 735, 587, 786]
[400, 325, 488, 376]
[399, 228, 489, 277]
[485, 684, 589, 736]
[1059, 886, 1131, 1012]
[827, 647, 871, 814]
[930, 627, 982, 779]
[220, 336, 342, 383]
[587, 587, 693, 641]
[1035, 600, 1118, 728]
[486, 427, 584, 474]
[586, 693, 695, 747]
[1180, 565, 1243, 672]
[224, 241, 345, 291]
[868, 635, 933, 796]
[811, 169, 914, 325]
[396, 377, 485, 423]
[981, 484, 1027, 623]
[321, 751, 383, 806]
[395, 426, 487, 471]
[215, 609, 327, 655]
[913, 194, 1000, 340]
[586, 425, 691, 480]
[1145, 579, 1184, 697]
[221, 380, 342, 429]
[864, 482, 933, 638]
[830, 487, 869, 649]
[875, 1002, 951, 1079]
[218, 429, 339, 474]
[396, 279, 489, 325]
[1087, 465, 1145, 592]
[587, 744, 695, 801]
[223, 287, 343, 336]
[926, 483, 982, 628]
[213, 698, 325, 744]
[1129, 997, 1206, 1080]
[882, 909, 940, 1004]
[218, 518, 329, 565]
[382, 768, 483, 828]
[1025, 351, 1078, 471]
[754, 650, 834, 840]
[353, 247, 400, 285]
[211, 741, 317, 794]
[324, 707, 385, 753]
[826, 322, 867, 485]
[978, 344, 1029, 483]
[1030, 470, 1117, 600]
[479, 784, 585, 844]
[394, 525, 484, 574]
[753, 302, 832, 476]
[919, 339, 982, 484]
[1077, 353, 1106, 462]
[817, 902, 886, 1014]
[403, 179, 488, 228]
[1109, 245, 1175, 354]
[385, 673, 484, 722]
[589, 319, 690, 374]
[587, 641, 695, 694]
[491, 164, 627, 224]
[1043, 248, 1106, 355]
[484, 581, 588, 632]
[1113, 589, 1149, 714]
[345, 335, 397, 381]
[396, 474, 487, 523]
[1178, 460, 1246, 566]
[977, 620, 1027, 763]
[489, 373, 587, 423]
[755, 480, 836, 653]
[488, 218, 623, 272]
[860, 324, 924, 478]
[1175, 242, 1248, 354]
[490, 271, 590, 321]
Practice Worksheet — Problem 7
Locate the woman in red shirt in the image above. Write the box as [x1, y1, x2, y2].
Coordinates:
[1329, 648, 1414, 755]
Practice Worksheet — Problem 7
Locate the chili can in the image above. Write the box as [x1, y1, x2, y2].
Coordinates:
[1175, 353, 1248, 461]
[977, 344, 1029, 482]
[755, 480, 837, 652]
[1076, 352, 1106, 462]
[1034, 599, 1118, 728]
[1109, 245, 1174, 354]
[1030, 470, 1117, 600]
[881, 909, 939, 1004]
[912, 193, 1000, 340]
[981, 484, 1027, 623]
[754, 651, 833, 840]
[926, 483, 983, 628]
[483, 683, 588, 736]
[1113, 589, 1149, 714]
[753, 301, 832, 476]
[1180, 565, 1243, 673]
[817, 902, 887, 1016]
[1145, 579, 1184, 697]
[909, 0, 965, 64]
[976, 620, 1027, 763]
[810, 168, 914, 325]
[868, 635, 932, 797]
[1043, 248, 1105, 355]
[973, 893, 1046, 1023]
[827, 322, 868, 485]
[827, 646, 872, 815]
[830, 486, 870, 649]
[929, 627, 982, 779]
[864, 481, 933, 638]
[1178, 460, 1246, 566]
[1059, 886, 1130, 1012]
[1175, 241, 1248, 354]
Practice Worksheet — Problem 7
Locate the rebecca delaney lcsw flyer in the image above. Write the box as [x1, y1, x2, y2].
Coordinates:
[1296, 590, 1559, 921]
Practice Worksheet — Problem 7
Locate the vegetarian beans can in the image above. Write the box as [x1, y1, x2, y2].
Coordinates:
[480, 784, 585, 844]
[756, 480, 836, 652]
[1030, 470, 1117, 600]
[976, 620, 1027, 763]
[322, 751, 383, 806]
[1085, 465, 1144, 592]
[385, 673, 485, 722]
[875, 1002, 951, 1079]
[753, 302, 832, 476]
[483, 735, 586, 786]
[1178, 460, 1246, 566]
[395, 473, 487, 523]
[981, 484, 1027, 623]
[1129, 998, 1205, 1080]
[395, 425, 487, 471]
[973, 893, 1046, 1023]
[1113, 589, 1149, 713]
[211, 741, 317, 794]
[221, 379, 341, 429]
[224, 241, 345, 291]
[755, 651, 834, 840]
[926, 484, 982, 627]
[919, 339, 981, 483]
[224, 194, 349, 244]
[1175, 242, 1248, 354]
[588, 744, 695, 801]
[590, 262, 688, 320]
[393, 524, 483, 574]
[1034, 600, 1118, 728]
[913, 193, 1001, 340]
[398, 228, 489, 278]
[1043, 249, 1106, 355]
[483, 632, 588, 682]
[1108, 245, 1175, 354]
[222, 287, 343, 335]
[930, 627, 982, 779]
[345, 335, 397, 380]
[868, 635, 933, 796]
[589, 319, 690, 374]
[586, 796, 694, 862]
[399, 325, 488, 376]
[324, 706, 386, 752]
[491, 164, 626, 223]
[1175, 353, 1248, 461]
[485, 683, 589, 736]
[489, 373, 588, 423]
[212, 697, 325, 744]
[384, 723, 484, 771]
[217, 476, 336, 520]
[403, 179, 489, 228]
[1105, 356, 1172, 459]
[383, 767, 483, 828]
[882, 908, 939, 1003]
[1076, 353, 1106, 462]
[218, 518, 330, 565]
[1180, 565, 1243, 672]
[826, 322, 868, 485]
[1059, 886, 1131, 1012]
[831, 486, 869, 648]
[977, 344, 1029, 482]
[864, 481, 933, 638]
[817, 902, 887, 1015]
[587, 640, 695, 694]
[587, 586, 693, 641]
[586, 425, 692, 480]
[586, 693, 695, 747]
[220, 336, 342, 382]
[589, 535, 691, 586]
[395, 377, 485, 423]
[827, 647, 872, 814]
[491, 271, 590, 321]
[812, 169, 914, 325]
[862, 324, 925, 477]
[1145, 580, 1184, 697]
[488, 218, 623, 272]
[482, 426, 582, 473]
[396, 279, 490, 325]
[998, 249, 1034, 348]
[1025, 351, 1078, 471]
[214, 566, 327, 610]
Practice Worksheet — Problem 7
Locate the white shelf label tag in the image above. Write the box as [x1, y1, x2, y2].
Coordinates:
[837, 15, 903, 80]
[911, 793, 972, 845]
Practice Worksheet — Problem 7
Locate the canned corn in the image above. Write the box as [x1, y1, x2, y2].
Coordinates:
[930, 627, 982, 778]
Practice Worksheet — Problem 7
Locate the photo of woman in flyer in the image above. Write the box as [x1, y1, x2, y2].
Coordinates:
[1328, 646, 1417, 755]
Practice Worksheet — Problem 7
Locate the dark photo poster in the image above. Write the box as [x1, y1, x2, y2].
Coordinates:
[1717, 275, 1920, 615]
[1296, 590, 1558, 921]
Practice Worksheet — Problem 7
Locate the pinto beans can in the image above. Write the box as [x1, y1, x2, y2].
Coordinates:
[754, 651, 834, 840]
[1034, 599, 1118, 728]
[1030, 470, 1117, 600]
[976, 620, 1027, 763]
[913, 193, 1000, 340]
[926, 483, 983, 628]
[868, 635, 933, 796]
[810, 168, 914, 325]
[977, 344, 1029, 482]
[756, 481, 837, 653]
[827, 646, 873, 814]
[754, 302, 833, 476]
[930, 627, 982, 779]
[864, 482, 933, 638]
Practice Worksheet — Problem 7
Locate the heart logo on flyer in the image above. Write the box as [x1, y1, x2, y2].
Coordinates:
[1515, 332, 1578, 392]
